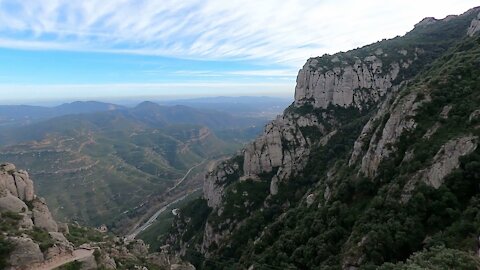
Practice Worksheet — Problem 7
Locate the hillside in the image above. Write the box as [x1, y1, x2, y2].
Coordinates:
[0, 163, 194, 270]
[165, 7, 480, 269]
[0, 103, 266, 232]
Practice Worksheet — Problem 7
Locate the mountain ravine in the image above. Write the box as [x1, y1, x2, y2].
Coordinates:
[166, 7, 480, 269]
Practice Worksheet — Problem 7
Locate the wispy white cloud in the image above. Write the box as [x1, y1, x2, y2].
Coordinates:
[0, 0, 478, 67]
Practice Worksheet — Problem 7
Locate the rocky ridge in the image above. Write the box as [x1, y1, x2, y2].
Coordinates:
[168, 6, 480, 270]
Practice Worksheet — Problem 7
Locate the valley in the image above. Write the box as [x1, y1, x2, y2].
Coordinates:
[0, 100, 274, 233]
[1, 2, 480, 270]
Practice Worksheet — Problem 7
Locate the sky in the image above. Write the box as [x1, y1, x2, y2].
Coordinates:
[0, 0, 478, 104]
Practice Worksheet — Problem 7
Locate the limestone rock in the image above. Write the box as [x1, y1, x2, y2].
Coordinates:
[306, 194, 315, 206]
[0, 173, 18, 197]
[294, 56, 400, 109]
[270, 175, 279, 195]
[58, 222, 70, 235]
[360, 92, 426, 177]
[203, 159, 241, 209]
[7, 236, 44, 267]
[99, 253, 117, 269]
[78, 253, 98, 270]
[349, 90, 398, 166]
[32, 198, 58, 232]
[469, 109, 480, 123]
[467, 12, 480, 37]
[45, 231, 74, 259]
[18, 213, 34, 230]
[130, 239, 149, 256]
[420, 136, 478, 188]
[0, 192, 28, 213]
[1, 163, 16, 172]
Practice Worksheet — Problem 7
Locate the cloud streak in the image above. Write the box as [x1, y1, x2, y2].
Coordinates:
[0, 0, 478, 67]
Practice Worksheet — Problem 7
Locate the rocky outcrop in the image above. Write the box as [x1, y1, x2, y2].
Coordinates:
[0, 163, 71, 269]
[7, 236, 44, 267]
[32, 197, 58, 232]
[467, 11, 480, 36]
[349, 88, 400, 166]
[243, 113, 320, 180]
[204, 158, 242, 209]
[45, 232, 74, 260]
[359, 92, 427, 177]
[0, 192, 28, 213]
[419, 136, 477, 188]
[294, 55, 401, 109]
[78, 253, 98, 270]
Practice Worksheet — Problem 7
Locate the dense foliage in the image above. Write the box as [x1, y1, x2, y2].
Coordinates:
[168, 10, 480, 270]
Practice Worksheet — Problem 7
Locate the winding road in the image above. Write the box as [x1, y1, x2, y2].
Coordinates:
[126, 161, 205, 240]
[126, 189, 200, 240]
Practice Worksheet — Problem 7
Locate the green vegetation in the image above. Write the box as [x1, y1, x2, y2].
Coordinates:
[0, 112, 250, 231]
[138, 190, 202, 251]
[0, 211, 22, 234]
[170, 13, 480, 269]
[379, 246, 480, 270]
[0, 235, 14, 269]
[27, 228, 55, 252]
[66, 224, 107, 246]
[55, 260, 83, 270]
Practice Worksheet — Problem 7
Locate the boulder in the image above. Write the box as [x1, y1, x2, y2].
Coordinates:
[0, 163, 16, 172]
[18, 213, 34, 230]
[32, 198, 58, 232]
[58, 222, 70, 235]
[130, 239, 149, 256]
[13, 173, 27, 201]
[45, 232, 74, 260]
[0, 173, 18, 197]
[99, 252, 117, 269]
[306, 194, 315, 206]
[7, 236, 44, 267]
[0, 192, 28, 213]
[78, 253, 98, 270]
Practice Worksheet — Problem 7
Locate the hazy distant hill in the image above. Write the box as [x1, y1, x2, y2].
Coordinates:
[160, 96, 292, 118]
[0, 101, 124, 127]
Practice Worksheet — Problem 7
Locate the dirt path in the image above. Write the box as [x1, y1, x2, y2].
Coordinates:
[27, 249, 94, 270]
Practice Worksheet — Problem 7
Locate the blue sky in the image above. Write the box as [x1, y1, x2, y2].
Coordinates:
[0, 0, 478, 104]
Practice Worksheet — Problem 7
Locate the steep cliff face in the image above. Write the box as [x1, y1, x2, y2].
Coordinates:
[169, 7, 480, 270]
[294, 55, 400, 109]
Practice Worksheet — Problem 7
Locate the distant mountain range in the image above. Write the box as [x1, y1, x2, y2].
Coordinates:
[160, 96, 292, 118]
[0, 96, 291, 128]
[0, 101, 124, 127]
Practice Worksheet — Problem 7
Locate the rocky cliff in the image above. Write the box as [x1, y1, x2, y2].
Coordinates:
[168, 6, 480, 270]
[0, 163, 74, 269]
